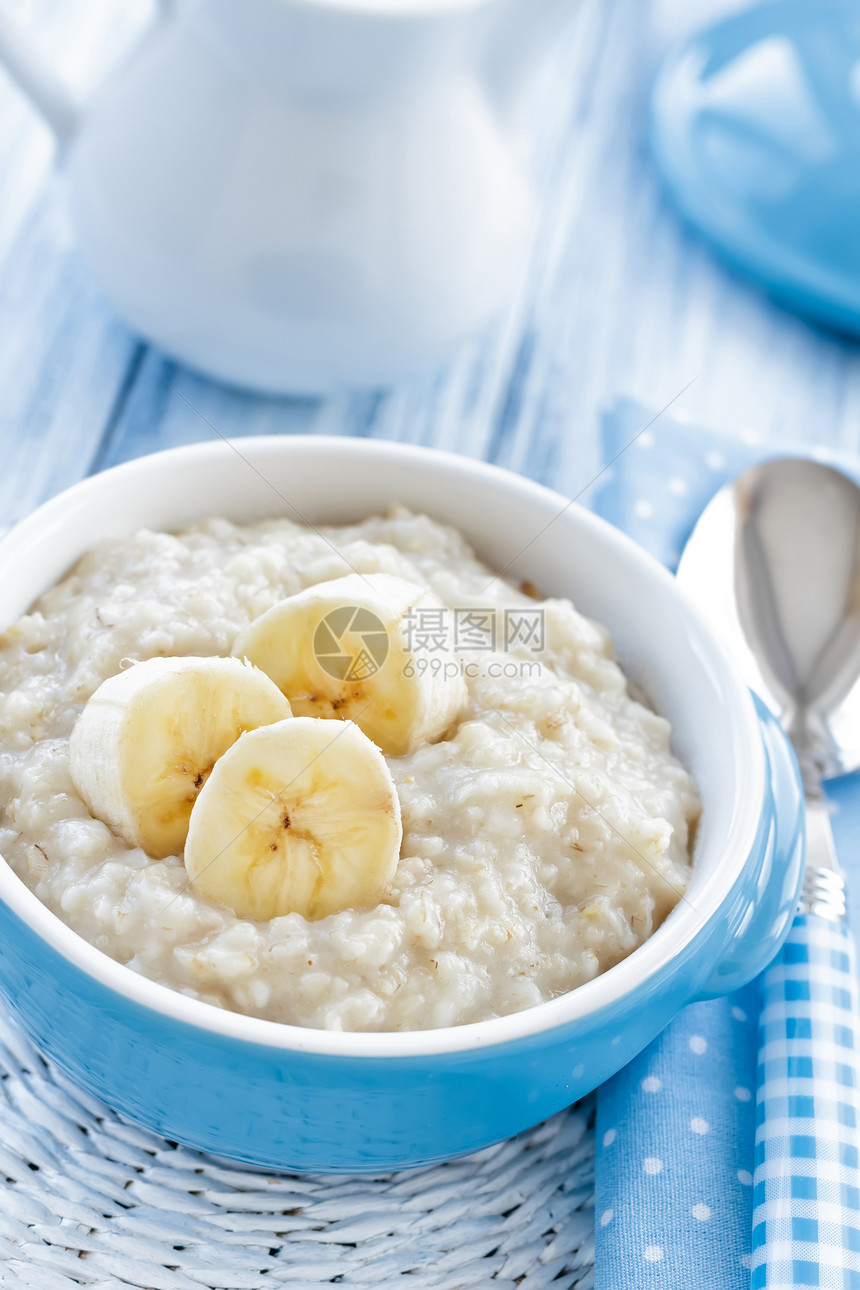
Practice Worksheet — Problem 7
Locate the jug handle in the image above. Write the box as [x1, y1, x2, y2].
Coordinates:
[0, 1, 174, 151]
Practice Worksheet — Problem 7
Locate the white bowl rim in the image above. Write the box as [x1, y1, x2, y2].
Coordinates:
[0, 436, 765, 1059]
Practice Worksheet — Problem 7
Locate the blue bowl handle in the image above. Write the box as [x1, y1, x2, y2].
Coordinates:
[696, 694, 806, 1001]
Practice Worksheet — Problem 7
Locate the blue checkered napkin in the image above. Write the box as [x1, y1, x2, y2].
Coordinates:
[591, 401, 860, 1290]
[754, 916, 860, 1290]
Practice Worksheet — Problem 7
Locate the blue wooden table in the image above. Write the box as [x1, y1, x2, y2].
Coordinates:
[2, 0, 859, 528]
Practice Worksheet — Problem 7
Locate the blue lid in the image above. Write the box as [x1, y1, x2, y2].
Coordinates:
[651, 0, 860, 336]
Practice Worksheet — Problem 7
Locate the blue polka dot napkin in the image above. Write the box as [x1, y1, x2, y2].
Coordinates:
[596, 987, 758, 1285]
[590, 400, 860, 1289]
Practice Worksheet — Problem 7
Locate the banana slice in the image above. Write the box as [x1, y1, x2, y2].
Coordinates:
[184, 717, 402, 921]
[233, 572, 467, 757]
[69, 656, 292, 858]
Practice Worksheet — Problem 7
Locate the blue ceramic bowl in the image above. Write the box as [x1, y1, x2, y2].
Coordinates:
[0, 438, 804, 1172]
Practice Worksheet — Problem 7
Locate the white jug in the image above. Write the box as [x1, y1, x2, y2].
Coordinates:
[0, 0, 576, 393]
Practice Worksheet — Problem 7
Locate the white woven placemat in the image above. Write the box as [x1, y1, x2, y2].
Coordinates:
[0, 1012, 595, 1289]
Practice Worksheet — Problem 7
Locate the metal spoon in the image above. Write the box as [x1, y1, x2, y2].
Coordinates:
[678, 457, 860, 1283]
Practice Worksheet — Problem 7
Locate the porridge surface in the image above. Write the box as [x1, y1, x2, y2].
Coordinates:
[0, 508, 700, 1031]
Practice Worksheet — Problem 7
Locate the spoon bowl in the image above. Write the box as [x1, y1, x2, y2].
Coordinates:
[678, 457, 860, 781]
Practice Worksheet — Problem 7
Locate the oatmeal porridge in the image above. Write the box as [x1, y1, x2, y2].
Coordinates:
[0, 507, 700, 1032]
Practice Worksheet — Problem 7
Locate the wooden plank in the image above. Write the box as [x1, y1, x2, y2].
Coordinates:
[0, 0, 153, 522]
[4, 0, 860, 532]
[0, 188, 142, 523]
[94, 350, 322, 469]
